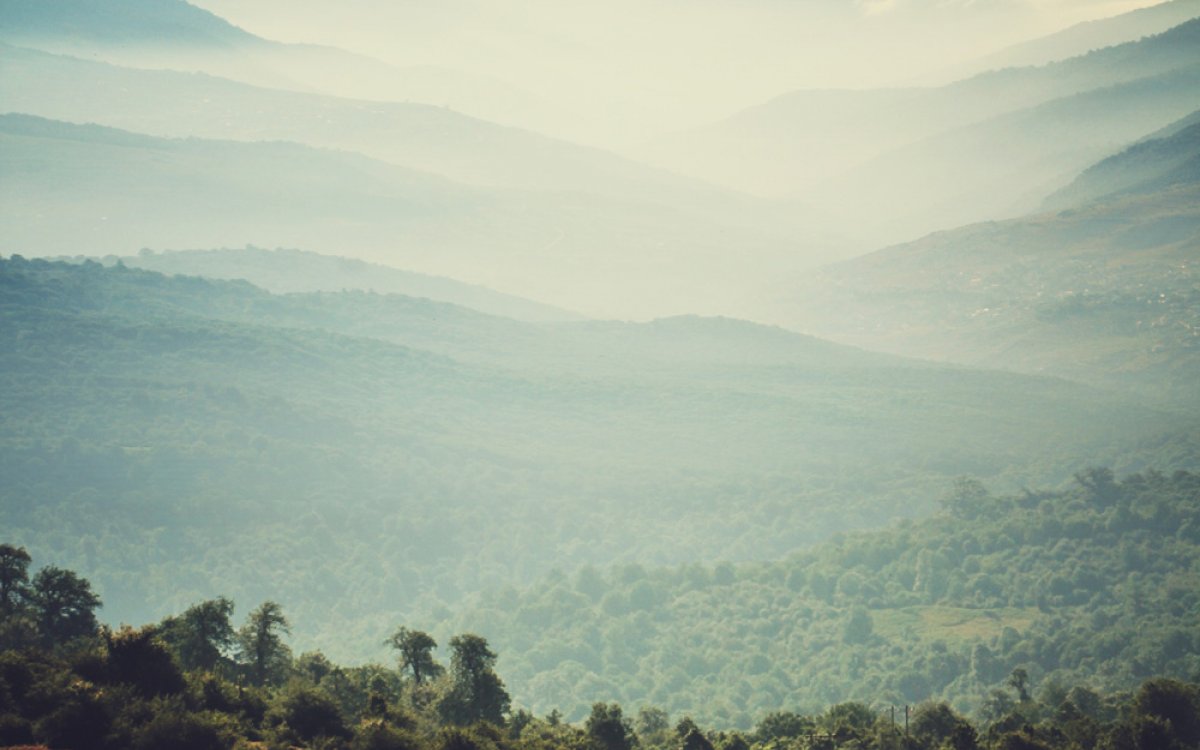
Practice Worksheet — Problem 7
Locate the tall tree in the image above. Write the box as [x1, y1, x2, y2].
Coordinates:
[1008, 668, 1031, 703]
[439, 633, 510, 726]
[0, 544, 31, 615]
[586, 702, 636, 750]
[386, 626, 443, 685]
[161, 597, 236, 672]
[237, 600, 291, 686]
[30, 565, 101, 645]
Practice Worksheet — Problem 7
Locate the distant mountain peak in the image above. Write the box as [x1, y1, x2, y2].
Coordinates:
[0, 0, 260, 47]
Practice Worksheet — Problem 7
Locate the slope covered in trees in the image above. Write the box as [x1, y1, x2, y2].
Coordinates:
[2, 472, 1199, 749]
[2, 256, 1194, 662]
[115, 248, 583, 323]
[441, 470, 1200, 727]
[773, 112, 1200, 403]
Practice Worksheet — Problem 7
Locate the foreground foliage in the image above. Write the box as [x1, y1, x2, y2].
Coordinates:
[1, 470, 1198, 748]
[441, 470, 1200, 724]
[0, 548, 1197, 750]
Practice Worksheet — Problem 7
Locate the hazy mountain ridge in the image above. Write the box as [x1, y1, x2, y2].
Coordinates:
[811, 62, 1200, 241]
[0, 0, 556, 133]
[950, 0, 1200, 78]
[1045, 111, 1200, 208]
[0, 43, 736, 204]
[637, 18, 1200, 245]
[770, 117, 1200, 401]
[112, 248, 584, 323]
[3, 257, 1191, 663]
[0, 0, 258, 47]
[0, 113, 811, 319]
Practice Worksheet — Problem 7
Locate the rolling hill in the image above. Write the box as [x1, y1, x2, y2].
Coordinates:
[766, 113, 1200, 403]
[3, 257, 1193, 665]
[0, 113, 811, 319]
[1044, 111, 1200, 208]
[948, 0, 1200, 79]
[0, 0, 556, 134]
[112, 248, 583, 323]
[635, 18, 1200, 245]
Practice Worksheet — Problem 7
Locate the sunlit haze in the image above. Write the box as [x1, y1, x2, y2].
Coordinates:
[190, 0, 1158, 145]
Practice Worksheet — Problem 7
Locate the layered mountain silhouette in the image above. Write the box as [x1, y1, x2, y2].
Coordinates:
[0, 113, 816, 318]
[0, 0, 554, 132]
[771, 111, 1200, 401]
[637, 18, 1200, 244]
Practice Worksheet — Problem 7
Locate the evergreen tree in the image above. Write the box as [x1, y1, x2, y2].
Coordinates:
[237, 600, 291, 686]
[439, 634, 510, 726]
[387, 626, 443, 685]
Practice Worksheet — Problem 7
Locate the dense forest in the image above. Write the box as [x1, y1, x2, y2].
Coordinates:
[3, 3, 1200, 748]
[5, 256, 1194, 664]
[435, 470, 1200, 725]
[1, 503, 1198, 750]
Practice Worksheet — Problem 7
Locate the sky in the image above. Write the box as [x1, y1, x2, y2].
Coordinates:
[189, 0, 1159, 145]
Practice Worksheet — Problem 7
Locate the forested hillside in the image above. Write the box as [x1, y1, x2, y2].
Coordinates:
[114, 248, 583, 323]
[1, 471, 1197, 749]
[3, 256, 1194, 664]
[442, 470, 1200, 727]
[774, 111, 1200, 402]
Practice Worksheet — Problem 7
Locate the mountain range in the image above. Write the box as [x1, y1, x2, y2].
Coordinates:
[4, 256, 1194, 662]
[0, 111, 813, 319]
[637, 16, 1200, 243]
[769, 108, 1200, 403]
[2, 0, 1199, 719]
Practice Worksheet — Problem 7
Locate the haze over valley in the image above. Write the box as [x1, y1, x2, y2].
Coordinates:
[1, 1, 1199, 748]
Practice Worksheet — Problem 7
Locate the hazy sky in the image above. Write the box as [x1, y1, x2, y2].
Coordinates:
[193, 0, 1158, 142]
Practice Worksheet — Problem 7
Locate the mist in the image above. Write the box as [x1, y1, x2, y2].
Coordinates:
[186, 0, 1158, 146]
[2, 0, 1199, 744]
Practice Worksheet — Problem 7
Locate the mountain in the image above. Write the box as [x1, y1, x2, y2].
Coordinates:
[1044, 110, 1200, 208]
[765, 117, 1200, 402]
[111, 248, 583, 323]
[952, 0, 1200, 78]
[0, 0, 257, 47]
[3, 257, 1192, 663]
[0, 44, 692, 201]
[809, 62, 1200, 242]
[0, 0, 557, 134]
[0, 113, 811, 319]
[635, 18, 1200, 246]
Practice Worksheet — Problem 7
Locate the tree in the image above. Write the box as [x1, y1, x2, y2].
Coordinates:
[585, 702, 636, 750]
[104, 624, 187, 697]
[911, 702, 971, 749]
[161, 597, 235, 672]
[754, 711, 815, 743]
[29, 565, 101, 645]
[681, 728, 714, 750]
[237, 601, 291, 686]
[271, 685, 350, 744]
[1007, 668, 1031, 703]
[387, 627, 443, 685]
[439, 633, 510, 726]
[635, 706, 670, 744]
[843, 606, 873, 644]
[1131, 678, 1200, 747]
[0, 545, 31, 615]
